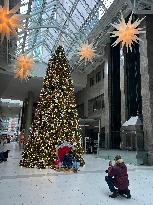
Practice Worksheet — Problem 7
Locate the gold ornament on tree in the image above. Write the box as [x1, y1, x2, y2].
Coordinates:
[78, 42, 97, 64]
[110, 13, 145, 51]
[0, 0, 29, 43]
[15, 55, 33, 80]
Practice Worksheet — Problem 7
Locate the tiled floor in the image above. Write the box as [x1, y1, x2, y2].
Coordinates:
[0, 142, 153, 205]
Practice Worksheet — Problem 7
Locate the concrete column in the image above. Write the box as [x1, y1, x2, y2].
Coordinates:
[104, 45, 111, 148]
[139, 15, 153, 165]
[24, 91, 34, 144]
[84, 97, 88, 118]
[120, 47, 126, 124]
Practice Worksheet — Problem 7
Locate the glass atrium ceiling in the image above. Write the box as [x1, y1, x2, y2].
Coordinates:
[17, 0, 115, 63]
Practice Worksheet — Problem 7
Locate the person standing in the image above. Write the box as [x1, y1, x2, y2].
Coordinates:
[19, 130, 24, 148]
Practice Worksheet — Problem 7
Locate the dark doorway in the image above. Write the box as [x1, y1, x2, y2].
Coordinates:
[85, 128, 98, 154]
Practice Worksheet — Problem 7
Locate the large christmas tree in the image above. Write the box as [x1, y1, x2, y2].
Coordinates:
[20, 46, 84, 169]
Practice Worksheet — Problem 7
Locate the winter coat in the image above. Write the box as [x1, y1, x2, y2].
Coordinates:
[62, 153, 73, 167]
[108, 159, 129, 190]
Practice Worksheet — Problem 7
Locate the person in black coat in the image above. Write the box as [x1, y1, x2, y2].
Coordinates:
[62, 151, 73, 169]
[0, 150, 10, 162]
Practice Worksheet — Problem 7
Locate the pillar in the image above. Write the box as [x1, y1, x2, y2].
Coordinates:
[139, 15, 153, 165]
[24, 91, 34, 144]
[120, 47, 126, 124]
[104, 45, 111, 148]
[108, 39, 121, 149]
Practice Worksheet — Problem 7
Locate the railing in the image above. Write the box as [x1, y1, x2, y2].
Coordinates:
[81, 130, 143, 154]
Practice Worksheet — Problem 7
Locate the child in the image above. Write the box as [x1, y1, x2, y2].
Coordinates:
[72, 157, 80, 173]
[55, 159, 62, 171]
[105, 155, 131, 199]
[62, 151, 73, 169]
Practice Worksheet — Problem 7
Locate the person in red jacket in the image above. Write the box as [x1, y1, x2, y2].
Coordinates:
[105, 155, 131, 198]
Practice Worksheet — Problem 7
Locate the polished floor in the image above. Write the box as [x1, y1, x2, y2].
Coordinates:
[0, 142, 153, 205]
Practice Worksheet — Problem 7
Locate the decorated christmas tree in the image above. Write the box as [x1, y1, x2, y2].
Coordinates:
[20, 46, 85, 169]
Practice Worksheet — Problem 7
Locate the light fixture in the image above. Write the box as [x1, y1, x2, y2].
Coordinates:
[0, 0, 29, 43]
[78, 41, 97, 64]
[110, 13, 145, 51]
[15, 54, 33, 80]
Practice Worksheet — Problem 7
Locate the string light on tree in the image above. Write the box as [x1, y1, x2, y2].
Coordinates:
[110, 13, 145, 52]
[0, 0, 29, 43]
[78, 42, 97, 64]
[15, 54, 33, 80]
[19, 46, 85, 169]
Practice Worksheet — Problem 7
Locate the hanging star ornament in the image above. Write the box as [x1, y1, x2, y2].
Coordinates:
[15, 55, 33, 80]
[78, 42, 97, 64]
[0, 0, 29, 43]
[110, 13, 145, 52]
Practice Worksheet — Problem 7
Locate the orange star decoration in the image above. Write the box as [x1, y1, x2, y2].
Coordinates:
[78, 42, 96, 64]
[15, 55, 33, 80]
[0, 0, 29, 43]
[110, 14, 145, 51]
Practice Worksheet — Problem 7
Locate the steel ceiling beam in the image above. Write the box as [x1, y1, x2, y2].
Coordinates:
[23, 41, 44, 54]
[58, 1, 81, 32]
[66, 0, 105, 55]
[22, 0, 60, 55]
[128, 0, 153, 14]
[51, 0, 81, 53]
[16, 0, 111, 63]
[31, 0, 57, 16]
[43, 41, 53, 53]
[31, 0, 47, 50]
[17, 31, 45, 52]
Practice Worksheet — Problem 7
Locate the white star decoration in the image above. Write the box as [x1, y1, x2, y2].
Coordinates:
[78, 42, 97, 64]
[110, 14, 145, 51]
[0, 0, 29, 43]
[15, 54, 33, 80]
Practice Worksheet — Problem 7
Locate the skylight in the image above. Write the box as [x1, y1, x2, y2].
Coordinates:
[16, 0, 115, 63]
